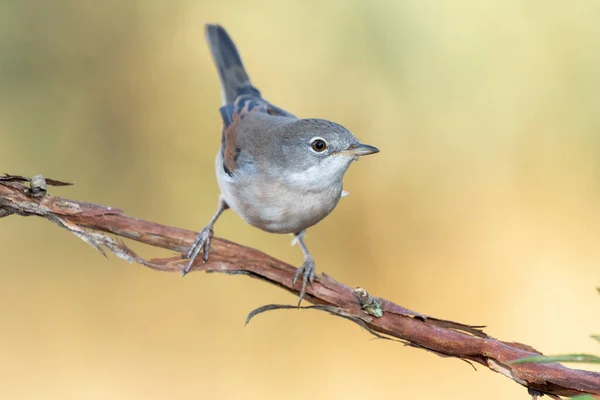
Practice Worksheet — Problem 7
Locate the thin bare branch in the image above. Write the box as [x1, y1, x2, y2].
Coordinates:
[1, 175, 599, 398]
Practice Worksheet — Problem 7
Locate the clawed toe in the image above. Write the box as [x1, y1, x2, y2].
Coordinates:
[184, 246, 194, 259]
[293, 257, 315, 304]
[182, 228, 213, 276]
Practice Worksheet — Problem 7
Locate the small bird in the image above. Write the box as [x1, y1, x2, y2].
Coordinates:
[183, 24, 379, 302]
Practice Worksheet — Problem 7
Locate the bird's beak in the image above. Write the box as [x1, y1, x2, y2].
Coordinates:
[341, 143, 380, 157]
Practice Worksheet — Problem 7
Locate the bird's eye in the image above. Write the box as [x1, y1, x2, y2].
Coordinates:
[311, 139, 327, 152]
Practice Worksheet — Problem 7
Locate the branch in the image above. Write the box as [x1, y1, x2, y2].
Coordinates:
[1, 174, 599, 399]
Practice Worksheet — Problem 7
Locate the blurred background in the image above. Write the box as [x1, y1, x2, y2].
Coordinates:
[1, 0, 600, 399]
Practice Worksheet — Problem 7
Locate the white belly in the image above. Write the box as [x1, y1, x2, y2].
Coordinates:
[215, 153, 343, 234]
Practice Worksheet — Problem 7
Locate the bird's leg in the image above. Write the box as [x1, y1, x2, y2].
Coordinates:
[181, 197, 229, 276]
[292, 230, 316, 304]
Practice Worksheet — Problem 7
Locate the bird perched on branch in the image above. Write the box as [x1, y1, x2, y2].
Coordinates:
[182, 24, 379, 302]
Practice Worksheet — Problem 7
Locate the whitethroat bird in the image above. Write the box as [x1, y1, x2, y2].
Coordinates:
[183, 25, 379, 302]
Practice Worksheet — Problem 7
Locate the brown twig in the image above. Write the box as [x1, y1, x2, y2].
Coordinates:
[1, 174, 599, 399]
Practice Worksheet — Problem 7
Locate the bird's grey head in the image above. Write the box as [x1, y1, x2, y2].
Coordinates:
[274, 118, 379, 190]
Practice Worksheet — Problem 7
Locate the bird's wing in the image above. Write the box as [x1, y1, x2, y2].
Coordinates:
[220, 95, 296, 176]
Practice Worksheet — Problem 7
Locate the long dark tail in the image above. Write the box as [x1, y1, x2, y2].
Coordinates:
[205, 24, 261, 105]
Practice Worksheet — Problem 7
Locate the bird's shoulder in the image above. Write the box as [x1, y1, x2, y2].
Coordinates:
[220, 95, 296, 129]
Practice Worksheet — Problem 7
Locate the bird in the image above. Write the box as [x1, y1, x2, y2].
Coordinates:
[182, 24, 379, 302]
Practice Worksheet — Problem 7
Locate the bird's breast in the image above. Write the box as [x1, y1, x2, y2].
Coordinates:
[216, 157, 342, 234]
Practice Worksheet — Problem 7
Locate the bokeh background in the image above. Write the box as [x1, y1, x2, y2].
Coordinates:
[1, 1, 600, 399]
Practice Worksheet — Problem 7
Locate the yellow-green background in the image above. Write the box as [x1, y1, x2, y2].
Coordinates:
[2, 1, 600, 399]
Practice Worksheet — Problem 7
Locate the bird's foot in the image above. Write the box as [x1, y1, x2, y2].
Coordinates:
[292, 256, 315, 305]
[181, 226, 214, 276]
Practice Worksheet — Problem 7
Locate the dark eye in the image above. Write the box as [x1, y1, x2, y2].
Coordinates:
[311, 139, 327, 152]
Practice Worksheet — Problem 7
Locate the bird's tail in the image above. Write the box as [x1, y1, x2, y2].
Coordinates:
[205, 24, 261, 105]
